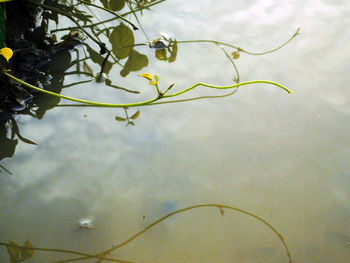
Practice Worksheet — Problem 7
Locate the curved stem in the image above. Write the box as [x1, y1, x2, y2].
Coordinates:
[54, 90, 239, 107]
[239, 28, 300, 55]
[218, 45, 240, 82]
[177, 28, 300, 56]
[3, 72, 292, 109]
[162, 80, 292, 99]
[59, 204, 292, 263]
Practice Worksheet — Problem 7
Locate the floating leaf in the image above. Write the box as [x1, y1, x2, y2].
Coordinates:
[0, 47, 13, 62]
[232, 51, 240, 59]
[168, 40, 178, 63]
[109, 0, 125, 11]
[130, 110, 140, 120]
[6, 241, 21, 261]
[115, 116, 126, 121]
[110, 23, 134, 59]
[155, 49, 167, 61]
[139, 73, 153, 81]
[120, 49, 148, 77]
[22, 240, 35, 259]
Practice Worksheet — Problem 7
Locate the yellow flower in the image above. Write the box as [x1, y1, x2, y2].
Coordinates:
[138, 73, 153, 81]
[0, 47, 13, 62]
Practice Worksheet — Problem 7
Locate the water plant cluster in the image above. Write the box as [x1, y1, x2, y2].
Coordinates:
[0, 0, 299, 162]
[0, 0, 299, 262]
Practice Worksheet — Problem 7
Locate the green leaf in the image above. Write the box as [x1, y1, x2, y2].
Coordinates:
[120, 49, 148, 77]
[22, 240, 35, 259]
[155, 49, 167, 61]
[110, 23, 134, 59]
[130, 110, 140, 120]
[109, 0, 125, 11]
[6, 241, 21, 261]
[115, 116, 126, 121]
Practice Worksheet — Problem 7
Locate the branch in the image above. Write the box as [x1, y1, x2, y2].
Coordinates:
[3, 71, 293, 109]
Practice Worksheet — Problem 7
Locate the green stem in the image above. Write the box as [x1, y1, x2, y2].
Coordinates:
[3, 71, 292, 108]
[78, 0, 138, 30]
[162, 80, 292, 99]
[176, 28, 300, 56]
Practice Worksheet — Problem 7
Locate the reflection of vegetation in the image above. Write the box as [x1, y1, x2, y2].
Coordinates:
[0, 203, 293, 263]
[0, 117, 37, 163]
[115, 108, 140, 126]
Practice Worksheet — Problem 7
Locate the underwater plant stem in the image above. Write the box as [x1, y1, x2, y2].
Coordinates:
[105, 204, 292, 261]
[0, 242, 131, 263]
[60, 204, 292, 263]
[77, 0, 139, 30]
[3, 71, 292, 108]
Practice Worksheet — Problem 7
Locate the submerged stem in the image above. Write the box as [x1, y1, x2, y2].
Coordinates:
[58, 204, 292, 263]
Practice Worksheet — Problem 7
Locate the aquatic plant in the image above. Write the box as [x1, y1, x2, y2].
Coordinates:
[0, 0, 298, 114]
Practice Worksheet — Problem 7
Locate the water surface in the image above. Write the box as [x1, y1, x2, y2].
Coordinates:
[1, 0, 350, 262]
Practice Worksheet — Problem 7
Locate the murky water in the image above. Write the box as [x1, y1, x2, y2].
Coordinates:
[1, 0, 350, 262]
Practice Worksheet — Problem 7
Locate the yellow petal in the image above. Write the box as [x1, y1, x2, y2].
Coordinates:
[0, 47, 13, 62]
[139, 73, 153, 81]
[149, 81, 158, 86]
